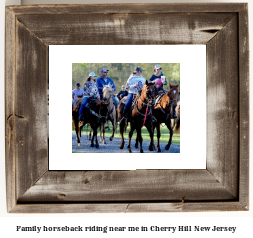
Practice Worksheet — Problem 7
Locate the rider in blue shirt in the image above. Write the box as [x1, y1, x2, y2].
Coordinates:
[96, 68, 119, 108]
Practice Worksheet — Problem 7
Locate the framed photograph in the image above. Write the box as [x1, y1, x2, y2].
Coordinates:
[5, 3, 249, 212]
[50, 45, 205, 170]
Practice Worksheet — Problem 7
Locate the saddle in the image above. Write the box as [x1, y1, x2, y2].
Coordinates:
[72, 97, 83, 112]
[155, 91, 166, 105]
[131, 95, 137, 110]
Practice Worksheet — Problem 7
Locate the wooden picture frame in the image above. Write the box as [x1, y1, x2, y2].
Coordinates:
[5, 3, 249, 213]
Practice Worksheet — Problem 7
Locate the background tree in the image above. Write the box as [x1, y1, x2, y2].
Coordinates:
[72, 63, 180, 93]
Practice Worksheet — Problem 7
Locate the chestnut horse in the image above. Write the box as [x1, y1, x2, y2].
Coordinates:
[117, 81, 156, 153]
[171, 101, 180, 133]
[72, 99, 108, 148]
[153, 83, 179, 152]
[99, 83, 117, 144]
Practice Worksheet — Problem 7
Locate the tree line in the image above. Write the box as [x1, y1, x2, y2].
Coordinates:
[72, 63, 180, 93]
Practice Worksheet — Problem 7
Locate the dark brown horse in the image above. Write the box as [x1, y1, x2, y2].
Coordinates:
[72, 99, 108, 148]
[117, 81, 156, 153]
[153, 83, 180, 152]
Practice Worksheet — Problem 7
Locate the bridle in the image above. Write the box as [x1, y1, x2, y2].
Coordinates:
[135, 86, 155, 118]
[102, 87, 114, 116]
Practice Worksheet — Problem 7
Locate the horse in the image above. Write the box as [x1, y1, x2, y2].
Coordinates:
[72, 98, 109, 148]
[98, 83, 117, 144]
[153, 83, 180, 152]
[117, 80, 156, 153]
[171, 101, 180, 133]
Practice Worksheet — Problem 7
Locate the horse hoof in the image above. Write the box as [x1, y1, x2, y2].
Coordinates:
[128, 149, 132, 153]
[135, 143, 138, 148]
[120, 145, 124, 149]
[78, 143, 81, 147]
[110, 137, 113, 141]
[165, 144, 170, 150]
[102, 140, 106, 144]
[90, 143, 94, 147]
[157, 148, 161, 153]
[140, 149, 144, 153]
[95, 143, 99, 148]
[149, 145, 154, 151]
[88, 137, 91, 141]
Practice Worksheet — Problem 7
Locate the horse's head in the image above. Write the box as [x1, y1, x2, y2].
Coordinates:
[167, 83, 179, 107]
[95, 100, 108, 125]
[102, 83, 113, 103]
[141, 80, 156, 106]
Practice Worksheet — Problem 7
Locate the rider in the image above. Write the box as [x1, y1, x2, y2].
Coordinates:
[72, 83, 84, 106]
[149, 64, 177, 119]
[78, 72, 100, 121]
[122, 66, 146, 118]
[149, 64, 167, 92]
[96, 68, 119, 108]
[117, 85, 128, 100]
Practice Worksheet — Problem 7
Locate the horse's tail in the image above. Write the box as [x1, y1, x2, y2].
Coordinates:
[175, 118, 180, 133]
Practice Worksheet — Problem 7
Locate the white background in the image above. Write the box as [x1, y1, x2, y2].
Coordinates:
[1, 0, 252, 237]
[49, 45, 206, 170]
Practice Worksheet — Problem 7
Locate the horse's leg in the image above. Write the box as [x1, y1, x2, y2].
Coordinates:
[88, 126, 91, 140]
[165, 119, 173, 150]
[136, 125, 143, 153]
[156, 123, 161, 152]
[79, 125, 83, 139]
[99, 125, 102, 141]
[110, 113, 116, 141]
[135, 136, 138, 148]
[127, 123, 136, 153]
[102, 124, 106, 144]
[145, 119, 155, 152]
[119, 118, 125, 149]
[90, 125, 95, 147]
[107, 120, 111, 131]
[74, 113, 81, 146]
[94, 126, 99, 148]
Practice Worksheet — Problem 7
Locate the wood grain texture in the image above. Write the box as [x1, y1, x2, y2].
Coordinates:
[5, 7, 17, 212]
[10, 202, 247, 213]
[238, 4, 249, 209]
[15, 20, 48, 200]
[16, 13, 236, 45]
[206, 16, 239, 198]
[18, 170, 236, 203]
[5, 3, 249, 213]
[7, 3, 247, 15]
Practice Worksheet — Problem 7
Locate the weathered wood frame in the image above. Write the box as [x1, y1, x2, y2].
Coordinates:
[5, 4, 249, 213]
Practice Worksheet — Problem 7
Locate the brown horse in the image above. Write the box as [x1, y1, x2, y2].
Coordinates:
[99, 83, 117, 144]
[153, 83, 180, 152]
[117, 81, 156, 153]
[72, 99, 108, 148]
[171, 101, 180, 133]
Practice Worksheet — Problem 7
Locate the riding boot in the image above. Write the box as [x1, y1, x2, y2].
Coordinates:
[122, 105, 127, 118]
[172, 106, 177, 119]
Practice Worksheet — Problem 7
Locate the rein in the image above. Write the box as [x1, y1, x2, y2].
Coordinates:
[134, 95, 152, 127]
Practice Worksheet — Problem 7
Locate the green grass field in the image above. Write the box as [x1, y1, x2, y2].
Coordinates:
[73, 123, 180, 145]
